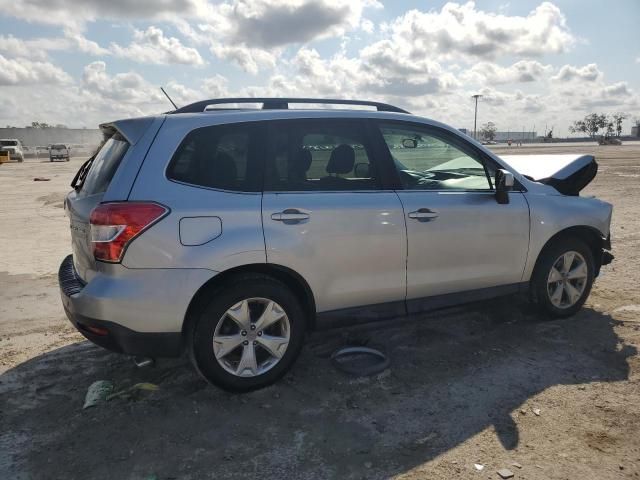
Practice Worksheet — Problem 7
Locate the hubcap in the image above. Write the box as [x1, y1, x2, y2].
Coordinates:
[213, 298, 290, 377]
[546, 251, 588, 309]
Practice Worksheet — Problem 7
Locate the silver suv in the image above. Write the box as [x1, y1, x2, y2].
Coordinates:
[59, 98, 613, 391]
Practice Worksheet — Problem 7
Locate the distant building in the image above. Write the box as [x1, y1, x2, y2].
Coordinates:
[632, 125, 640, 138]
[458, 129, 538, 142]
[0, 127, 102, 148]
[493, 131, 537, 142]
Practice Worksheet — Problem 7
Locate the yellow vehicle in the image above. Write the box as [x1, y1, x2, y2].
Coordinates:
[0, 150, 11, 164]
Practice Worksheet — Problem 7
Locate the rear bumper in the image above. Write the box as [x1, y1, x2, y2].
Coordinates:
[58, 255, 214, 357]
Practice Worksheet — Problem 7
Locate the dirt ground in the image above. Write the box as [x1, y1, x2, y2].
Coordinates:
[1, 144, 639, 480]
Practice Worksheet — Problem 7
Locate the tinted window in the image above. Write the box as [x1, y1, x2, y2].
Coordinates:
[167, 123, 259, 192]
[380, 124, 492, 191]
[81, 134, 129, 195]
[265, 119, 379, 192]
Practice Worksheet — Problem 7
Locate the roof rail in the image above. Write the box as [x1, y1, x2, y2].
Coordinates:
[169, 97, 410, 114]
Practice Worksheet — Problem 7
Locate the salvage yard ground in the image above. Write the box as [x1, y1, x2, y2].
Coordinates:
[1, 144, 639, 479]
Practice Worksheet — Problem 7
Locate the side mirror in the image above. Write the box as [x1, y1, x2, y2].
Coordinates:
[402, 138, 418, 149]
[495, 169, 514, 204]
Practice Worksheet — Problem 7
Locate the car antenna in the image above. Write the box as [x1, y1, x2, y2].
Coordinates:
[160, 86, 178, 110]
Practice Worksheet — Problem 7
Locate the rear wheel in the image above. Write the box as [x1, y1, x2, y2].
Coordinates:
[531, 238, 594, 318]
[188, 275, 306, 392]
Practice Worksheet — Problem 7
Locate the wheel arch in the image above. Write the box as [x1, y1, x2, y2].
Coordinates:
[532, 225, 606, 278]
[181, 263, 317, 344]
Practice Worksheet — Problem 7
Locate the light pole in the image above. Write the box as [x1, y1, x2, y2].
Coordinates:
[472, 94, 482, 140]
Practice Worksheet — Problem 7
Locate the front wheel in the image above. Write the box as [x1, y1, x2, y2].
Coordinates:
[530, 238, 594, 318]
[188, 275, 306, 392]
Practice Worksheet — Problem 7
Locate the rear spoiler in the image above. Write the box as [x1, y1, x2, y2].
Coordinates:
[99, 116, 155, 146]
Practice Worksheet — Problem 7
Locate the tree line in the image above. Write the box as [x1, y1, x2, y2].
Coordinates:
[476, 112, 633, 142]
[569, 113, 628, 139]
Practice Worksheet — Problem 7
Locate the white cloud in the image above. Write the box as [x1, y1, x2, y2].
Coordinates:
[81, 61, 163, 104]
[551, 63, 602, 82]
[0, 54, 72, 85]
[201, 74, 230, 98]
[63, 28, 110, 56]
[178, 0, 381, 73]
[200, 0, 381, 48]
[0, 35, 48, 60]
[379, 1, 575, 62]
[0, 0, 208, 28]
[210, 44, 276, 75]
[0, 30, 108, 60]
[360, 19, 375, 34]
[465, 60, 552, 84]
[111, 26, 204, 66]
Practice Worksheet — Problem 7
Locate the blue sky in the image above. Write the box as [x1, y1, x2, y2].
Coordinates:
[0, 0, 637, 135]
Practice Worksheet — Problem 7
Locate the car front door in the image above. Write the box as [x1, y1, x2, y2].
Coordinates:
[375, 121, 530, 312]
[261, 118, 407, 323]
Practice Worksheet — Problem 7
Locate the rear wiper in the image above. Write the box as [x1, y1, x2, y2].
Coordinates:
[71, 155, 95, 190]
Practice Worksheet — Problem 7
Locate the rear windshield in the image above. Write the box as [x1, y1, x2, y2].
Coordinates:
[81, 133, 129, 195]
[51, 144, 67, 149]
[0, 140, 18, 146]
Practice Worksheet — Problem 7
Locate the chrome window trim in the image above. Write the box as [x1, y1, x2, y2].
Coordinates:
[167, 178, 262, 195]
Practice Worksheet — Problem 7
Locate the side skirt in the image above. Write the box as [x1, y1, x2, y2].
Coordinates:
[315, 282, 529, 330]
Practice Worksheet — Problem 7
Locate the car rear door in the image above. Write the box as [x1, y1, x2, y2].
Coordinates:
[374, 120, 530, 311]
[261, 118, 407, 323]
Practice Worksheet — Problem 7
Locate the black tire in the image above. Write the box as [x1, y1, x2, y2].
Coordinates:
[188, 274, 306, 392]
[530, 237, 595, 318]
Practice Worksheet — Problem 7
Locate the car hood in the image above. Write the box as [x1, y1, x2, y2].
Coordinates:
[500, 154, 597, 196]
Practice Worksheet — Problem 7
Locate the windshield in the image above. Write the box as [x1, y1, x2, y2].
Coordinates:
[51, 144, 67, 149]
[0, 140, 18, 146]
[78, 134, 129, 195]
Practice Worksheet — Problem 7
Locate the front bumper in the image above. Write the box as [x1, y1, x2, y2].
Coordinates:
[58, 254, 200, 358]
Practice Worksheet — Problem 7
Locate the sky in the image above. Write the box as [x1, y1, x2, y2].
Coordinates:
[0, 0, 638, 136]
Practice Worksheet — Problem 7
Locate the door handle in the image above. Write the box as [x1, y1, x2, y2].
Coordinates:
[271, 209, 310, 222]
[408, 208, 439, 221]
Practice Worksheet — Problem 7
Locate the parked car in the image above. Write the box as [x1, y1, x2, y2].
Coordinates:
[59, 98, 613, 391]
[49, 144, 71, 161]
[598, 136, 622, 146]
[0, 139, 24, 162]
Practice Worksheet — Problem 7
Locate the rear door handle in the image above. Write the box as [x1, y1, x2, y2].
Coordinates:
[408, 208, 439, 221]
[271, 209, 310, 222]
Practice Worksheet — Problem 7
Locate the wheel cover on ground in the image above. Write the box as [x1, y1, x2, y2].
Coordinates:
[546, 250, 588, 309]
[212, 297, 291, 377]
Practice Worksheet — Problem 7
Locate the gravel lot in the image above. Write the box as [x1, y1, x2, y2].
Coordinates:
[1, 145, 639, 479]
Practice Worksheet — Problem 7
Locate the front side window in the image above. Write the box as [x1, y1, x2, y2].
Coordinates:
[379, 123, 493, 191]
[167, 123, 259, 192]
[265, 119, 379, 192]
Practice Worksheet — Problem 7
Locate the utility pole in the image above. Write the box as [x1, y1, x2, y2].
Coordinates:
[471, 94, 482, 140]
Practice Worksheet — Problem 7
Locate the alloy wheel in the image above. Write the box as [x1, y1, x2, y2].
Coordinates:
[546, 251, 588, 309]
[213, 298, 290, 377]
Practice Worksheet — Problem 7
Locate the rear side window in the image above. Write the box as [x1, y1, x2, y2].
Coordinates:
[167, 123, 260, 192]
[264, 119, 380, 192]
[81, 133, 129, 195]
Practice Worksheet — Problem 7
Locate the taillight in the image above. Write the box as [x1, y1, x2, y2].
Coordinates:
[89, 202, 168, 263]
